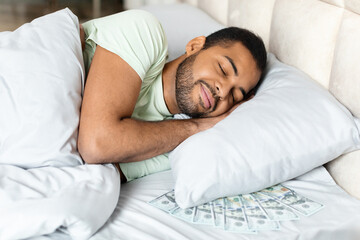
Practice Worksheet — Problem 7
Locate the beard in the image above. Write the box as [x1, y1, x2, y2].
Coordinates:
[175, 53, 204, 118]
[175, 53, 219, 118]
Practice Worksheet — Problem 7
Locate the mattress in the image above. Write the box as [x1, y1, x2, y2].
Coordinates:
[19, 166, 360, 239]
[87, 166, 360, 240]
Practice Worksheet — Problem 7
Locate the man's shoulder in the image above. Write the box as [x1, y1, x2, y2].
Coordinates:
[82, 9, 167, 82]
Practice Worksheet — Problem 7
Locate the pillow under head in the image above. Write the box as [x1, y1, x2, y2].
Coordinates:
[170, 53, 360, 208]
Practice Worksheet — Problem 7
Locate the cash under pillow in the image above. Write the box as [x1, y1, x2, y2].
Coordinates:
[169, 53, 360, 208]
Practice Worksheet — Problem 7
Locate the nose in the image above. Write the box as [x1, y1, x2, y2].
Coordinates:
[215, 77, 233, 100]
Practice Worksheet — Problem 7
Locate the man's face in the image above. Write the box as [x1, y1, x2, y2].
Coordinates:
[175, 42, 261, 118]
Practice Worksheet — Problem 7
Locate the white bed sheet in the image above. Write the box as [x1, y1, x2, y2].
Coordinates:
[84, 166, 360, 240]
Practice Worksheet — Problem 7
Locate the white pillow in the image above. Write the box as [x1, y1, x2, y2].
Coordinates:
[0, 8, 84, 168]
[170, 53, 360, 208]
[140, 3, 224, 62]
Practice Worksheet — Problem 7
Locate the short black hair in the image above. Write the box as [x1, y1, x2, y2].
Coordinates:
[203, 27, 267, 73]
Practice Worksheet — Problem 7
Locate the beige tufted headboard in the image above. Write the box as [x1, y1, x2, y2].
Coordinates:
[181, 0, 360, 199]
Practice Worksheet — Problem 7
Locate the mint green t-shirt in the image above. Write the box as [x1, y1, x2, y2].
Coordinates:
[82, 10, 173, 181]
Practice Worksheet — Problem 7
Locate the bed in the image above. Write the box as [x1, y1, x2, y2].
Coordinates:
[1, 0, 360, 239]
[20, 167, 360, 240]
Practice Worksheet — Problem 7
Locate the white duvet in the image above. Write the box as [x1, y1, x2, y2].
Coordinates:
[0, 164, 120, 239]
[0, 9, 121, 239]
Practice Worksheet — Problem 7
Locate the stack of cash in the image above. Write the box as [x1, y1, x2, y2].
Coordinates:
[148, 184, 324, 233]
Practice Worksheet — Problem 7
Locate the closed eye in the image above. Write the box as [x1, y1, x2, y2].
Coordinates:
[218, 63, 235, 102]
[218, 63, 226, 76]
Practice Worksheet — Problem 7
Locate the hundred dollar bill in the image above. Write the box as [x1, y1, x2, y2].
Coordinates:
[148, 190, 178, 212]
[260, 185, 324, 216]
[225, 196, 256, 234]
[251, 192, 299, 221]
[241, 194, 280, 231]
[171, 207, 195, 222]
[211, 198, 225, 228]
[193, 202, 213, 225]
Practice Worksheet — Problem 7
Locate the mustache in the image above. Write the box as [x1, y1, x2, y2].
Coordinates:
[195, 79, 220, 112]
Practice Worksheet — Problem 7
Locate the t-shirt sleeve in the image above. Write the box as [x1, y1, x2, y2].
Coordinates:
[119, 153, 170, 182]
[82, 10, 168, 81]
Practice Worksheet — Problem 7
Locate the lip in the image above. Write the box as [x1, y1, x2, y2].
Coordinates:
[200, 83, 215, 110]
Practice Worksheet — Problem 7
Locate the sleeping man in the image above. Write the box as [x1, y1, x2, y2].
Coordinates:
[77, 9, 267, 183]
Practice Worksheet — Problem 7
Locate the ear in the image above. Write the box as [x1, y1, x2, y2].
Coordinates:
[185, 36, 206, 56]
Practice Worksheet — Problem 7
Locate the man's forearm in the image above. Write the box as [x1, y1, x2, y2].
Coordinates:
[101, 118, 198, 163]
[78, 116, 221, 164]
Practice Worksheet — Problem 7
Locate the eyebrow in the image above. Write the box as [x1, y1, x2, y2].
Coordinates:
[224, 56, 238, 76]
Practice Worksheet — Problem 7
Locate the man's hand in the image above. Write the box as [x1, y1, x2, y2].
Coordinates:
[194, 101, 241, 132]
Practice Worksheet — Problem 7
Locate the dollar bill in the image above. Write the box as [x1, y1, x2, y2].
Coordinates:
[148, 186, 324, 233]
[148, 190, 178, 213]
[241, 194, 280, 231]
[211, 198, 225, 228]
[225, 196, 256, 234]
[193, 202, 213, 225]
[260, 185, 324, 216]
[251, 192, 299, 221]
[170, 207, 195, 222]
